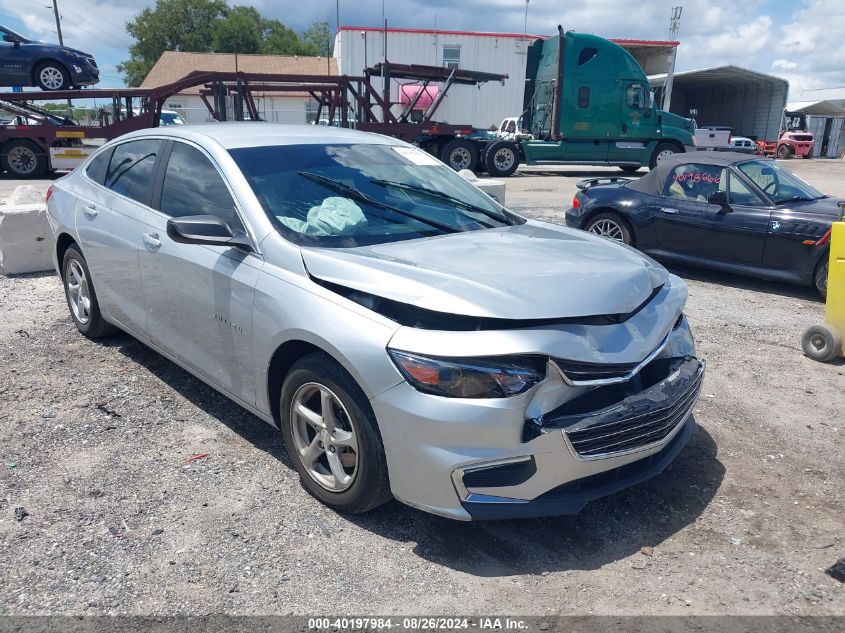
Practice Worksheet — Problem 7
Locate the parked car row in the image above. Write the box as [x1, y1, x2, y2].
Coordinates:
[1, 24, 99, 90]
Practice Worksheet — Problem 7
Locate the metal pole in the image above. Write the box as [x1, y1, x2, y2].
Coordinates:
[663, 47, 677, 112]
[52, 0, 64, 45]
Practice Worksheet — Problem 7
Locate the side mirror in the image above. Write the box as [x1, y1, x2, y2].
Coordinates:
[3, 34, 21, 45]
[707, 191, 731, 210]
[166, 214, 253, 251]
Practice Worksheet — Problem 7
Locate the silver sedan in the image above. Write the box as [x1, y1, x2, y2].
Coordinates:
[47, 123, 703, 520]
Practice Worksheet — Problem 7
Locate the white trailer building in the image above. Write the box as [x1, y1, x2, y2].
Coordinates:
[333, 26, 677, 130]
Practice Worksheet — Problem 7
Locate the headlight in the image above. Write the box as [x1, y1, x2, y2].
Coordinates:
[388, 350, 546, 398]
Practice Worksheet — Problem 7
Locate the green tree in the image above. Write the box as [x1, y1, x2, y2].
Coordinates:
[302, 21, 332, 56]
[118, 0, 227, 86]
[212, 5, 264, 54]
[260, 20, 309, 55]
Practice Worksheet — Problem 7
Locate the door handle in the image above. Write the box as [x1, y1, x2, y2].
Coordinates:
[82, 203, 98, 218]
[143, 232, 161, 249]
[659, 207, 679, 215]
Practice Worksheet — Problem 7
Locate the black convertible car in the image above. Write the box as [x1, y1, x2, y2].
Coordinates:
[566, 152, 839, 298]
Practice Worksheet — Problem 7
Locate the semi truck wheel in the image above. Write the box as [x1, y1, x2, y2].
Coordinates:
[440, 139, 478, 172]
[484, 140, 520, 177]
[0, 140, 48, 179]
[649, 143, 679, 169]
[777, 144, 793, 159]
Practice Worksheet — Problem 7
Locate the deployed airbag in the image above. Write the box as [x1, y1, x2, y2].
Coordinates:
[279, 197, 367, 236]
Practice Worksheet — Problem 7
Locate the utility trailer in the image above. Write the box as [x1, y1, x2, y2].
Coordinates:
[0, 64, 508, 179]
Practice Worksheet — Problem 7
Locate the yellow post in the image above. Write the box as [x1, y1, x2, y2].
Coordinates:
[825, 221, 845, 334]
[803, 218, 844, 362]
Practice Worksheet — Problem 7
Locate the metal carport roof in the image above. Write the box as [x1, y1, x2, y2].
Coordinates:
[648, 65, 789, 141]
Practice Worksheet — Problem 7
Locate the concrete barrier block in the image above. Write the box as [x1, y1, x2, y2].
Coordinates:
[0, 203, 54, 275]
[458, 169, 507, 205]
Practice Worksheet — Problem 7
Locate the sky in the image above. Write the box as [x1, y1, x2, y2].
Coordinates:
[2, 0, 844, 100]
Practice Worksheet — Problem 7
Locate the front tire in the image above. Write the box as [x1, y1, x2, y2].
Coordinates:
[777, 144, 793, 160]
[280, 353, 391, 514]
[35, 61, 70, 91]
[649, 142, 679, 169]
[62, 246, 116, 338]
[585, 211, 633, 245]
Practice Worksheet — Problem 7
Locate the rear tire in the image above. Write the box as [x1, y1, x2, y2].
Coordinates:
[484, 140, 520, 177]
[280, 352, 392, 514]
[35, 61, 70, 91]
[62, 246, 116, 339]
[649, 142, 679, 169]
[0, 140, 47, 179]
[440, 139, 478, 172]
[777, 144, 793, 160]
[815, 258, 828, 300]
[584, 211, 633, 245]
[802, 324, 841, 362]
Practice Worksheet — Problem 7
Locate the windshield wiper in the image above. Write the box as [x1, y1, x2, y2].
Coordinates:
[775, 195, 813, 204]
[298, 172, 460, 235]
[370, 178, 510, 227]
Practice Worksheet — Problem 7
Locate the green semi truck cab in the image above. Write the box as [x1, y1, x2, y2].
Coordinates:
[520, 29, 695, 171]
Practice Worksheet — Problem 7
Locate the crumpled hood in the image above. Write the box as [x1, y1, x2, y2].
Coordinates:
[301, 221, 665, 320]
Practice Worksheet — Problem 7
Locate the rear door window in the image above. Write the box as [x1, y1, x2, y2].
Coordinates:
[85, 148, 111, 185]
[105, 139, 162, 205]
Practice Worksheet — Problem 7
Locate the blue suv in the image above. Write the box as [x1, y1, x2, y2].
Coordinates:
[0, 25, 99, 91]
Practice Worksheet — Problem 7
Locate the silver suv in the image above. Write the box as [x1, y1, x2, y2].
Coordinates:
[47, 123, 704, 520]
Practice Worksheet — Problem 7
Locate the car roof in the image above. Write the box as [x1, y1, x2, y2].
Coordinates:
[112, 122, 403, 150]
[625, 151, 770, 196]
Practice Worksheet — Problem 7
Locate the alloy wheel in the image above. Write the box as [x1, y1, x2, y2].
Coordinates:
[8, 146, 37, 175]
[290, 382, 359, 492]
[39, 66, 65, 90]
[588, 218, 625, 241]
[66, 259, 91, 324]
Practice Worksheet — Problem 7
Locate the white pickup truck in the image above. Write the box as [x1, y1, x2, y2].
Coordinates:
[694, 125, 732, 150]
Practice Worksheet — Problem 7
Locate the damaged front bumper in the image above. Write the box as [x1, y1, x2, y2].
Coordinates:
[371, 291, 703, 520]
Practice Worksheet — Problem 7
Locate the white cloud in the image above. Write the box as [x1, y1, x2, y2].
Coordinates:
[772, 59, 798, 70]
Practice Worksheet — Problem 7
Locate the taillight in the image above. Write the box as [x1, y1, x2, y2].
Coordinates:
[815, 228, 832, 247]
[45, 185, 54, 204]
[571, 196, 580, 209]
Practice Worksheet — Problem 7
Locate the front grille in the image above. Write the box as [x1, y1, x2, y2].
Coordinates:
[533, 357, 703, 457]
[552, 358, 639, 382]
[87, 57, 98, 69]
[565, 358, 703, 457]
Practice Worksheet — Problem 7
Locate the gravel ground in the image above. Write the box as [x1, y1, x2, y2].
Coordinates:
[1, 161, 844, 616]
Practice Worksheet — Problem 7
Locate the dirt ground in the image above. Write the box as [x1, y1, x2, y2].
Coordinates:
[0, 159, 843, 616]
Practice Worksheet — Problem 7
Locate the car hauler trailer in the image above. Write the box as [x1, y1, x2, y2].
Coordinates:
[0, 66, 507, 179]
